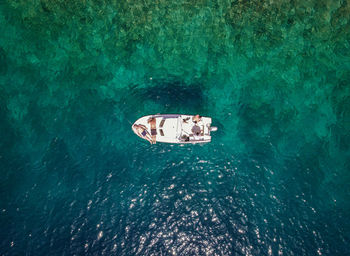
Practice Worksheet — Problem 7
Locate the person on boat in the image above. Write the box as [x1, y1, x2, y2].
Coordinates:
[133, 124, 155, 144]
[192, 124, 202, 136]
[147, 117, 157, 143]
[192, 114, 202, 123]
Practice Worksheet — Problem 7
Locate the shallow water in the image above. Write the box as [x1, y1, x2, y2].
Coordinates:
[0, 0, 350, 255]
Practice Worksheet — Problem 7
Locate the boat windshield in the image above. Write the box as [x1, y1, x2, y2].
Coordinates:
[176, 116, 182, 138]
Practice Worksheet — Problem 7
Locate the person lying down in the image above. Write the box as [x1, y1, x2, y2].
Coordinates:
[133, 124, 155, 144]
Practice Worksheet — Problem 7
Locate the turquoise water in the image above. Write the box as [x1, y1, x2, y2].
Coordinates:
[1, 0, 350, 254]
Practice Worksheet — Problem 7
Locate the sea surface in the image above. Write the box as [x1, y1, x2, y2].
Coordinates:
[0, 0, 350, 255]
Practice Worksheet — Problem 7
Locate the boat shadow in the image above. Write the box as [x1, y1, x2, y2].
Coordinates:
[142, 79, 205, 110]
[120, 79, 207, 121]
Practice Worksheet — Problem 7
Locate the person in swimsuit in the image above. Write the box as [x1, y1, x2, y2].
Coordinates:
[148, 117, 157, 144]
[192, 114, 202, 124]
[133, 124, 154, 144]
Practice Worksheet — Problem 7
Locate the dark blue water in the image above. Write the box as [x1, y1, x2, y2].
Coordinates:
[1, 0, 350, 255]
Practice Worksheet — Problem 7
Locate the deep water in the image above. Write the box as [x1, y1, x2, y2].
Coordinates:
[1, 0, 350, 255]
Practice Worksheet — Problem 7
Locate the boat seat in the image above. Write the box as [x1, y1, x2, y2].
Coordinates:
[159, 119, 165, 128]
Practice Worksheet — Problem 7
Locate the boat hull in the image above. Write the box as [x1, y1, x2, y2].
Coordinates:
[132, 114, 215, 144]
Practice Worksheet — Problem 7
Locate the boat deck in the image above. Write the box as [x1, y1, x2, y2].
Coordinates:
[132, 114, 212, 144]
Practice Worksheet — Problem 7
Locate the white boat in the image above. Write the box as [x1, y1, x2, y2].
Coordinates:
[132, 114, 217, 144]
